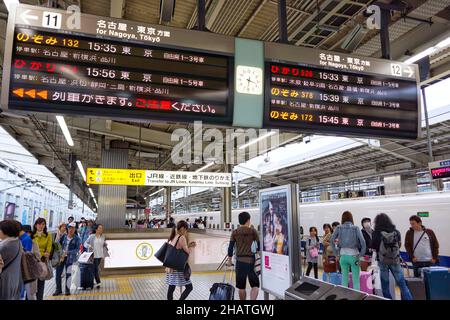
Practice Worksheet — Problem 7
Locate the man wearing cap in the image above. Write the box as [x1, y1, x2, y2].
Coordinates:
[53, 222, 81, 296]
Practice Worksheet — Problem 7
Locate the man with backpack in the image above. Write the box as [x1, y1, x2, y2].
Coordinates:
[405, 215, 440, 277]
[370, 213, 413, 300]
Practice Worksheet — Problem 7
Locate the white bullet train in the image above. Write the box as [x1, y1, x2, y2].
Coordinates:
[172, 191, 450, 267]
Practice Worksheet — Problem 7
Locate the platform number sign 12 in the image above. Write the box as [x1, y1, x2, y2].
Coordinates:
[42, 11, 62, 29]
[390, 63, 402, 77]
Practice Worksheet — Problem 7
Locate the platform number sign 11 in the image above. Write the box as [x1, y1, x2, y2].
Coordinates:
[42, 11, 62, 29]
[390, 63, 402, 77]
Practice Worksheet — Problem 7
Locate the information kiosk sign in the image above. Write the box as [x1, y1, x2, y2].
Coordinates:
[1, 4, 234, 125]
[264, 42, 421, 139]
[429, 159, 450, 180]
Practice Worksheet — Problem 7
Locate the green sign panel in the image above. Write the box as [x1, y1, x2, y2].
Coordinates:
[417, 212, 429, 218]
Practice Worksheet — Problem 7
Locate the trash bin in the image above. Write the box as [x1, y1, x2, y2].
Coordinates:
[285, 276, 335, 300]
[422, 267, 450, 300]
[319, 285, 368, 300]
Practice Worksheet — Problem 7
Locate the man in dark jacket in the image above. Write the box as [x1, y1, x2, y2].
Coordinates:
[404, 215, 439, 277]
[361, 217, 373, 256]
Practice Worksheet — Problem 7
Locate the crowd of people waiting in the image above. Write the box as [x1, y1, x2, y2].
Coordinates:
[303, 211, 440, 300]
[0, 216, 108, 300]
[126, 217, 207, 230]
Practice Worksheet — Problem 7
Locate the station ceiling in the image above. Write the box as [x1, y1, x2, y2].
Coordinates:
[0, 0, 450, 210]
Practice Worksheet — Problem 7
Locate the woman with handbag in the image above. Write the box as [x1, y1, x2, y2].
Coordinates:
[53, 222, 81, 296]
[322, 224, 337, 280]
[84, 224, 109, 288]
[305, 227, 320, 279]
[31, 218, 52, 300]
[0, 220, 23, 300]
[165, 220, 196, 300]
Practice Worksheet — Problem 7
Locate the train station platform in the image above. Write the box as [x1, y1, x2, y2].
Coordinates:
[42, 269, 406, 300]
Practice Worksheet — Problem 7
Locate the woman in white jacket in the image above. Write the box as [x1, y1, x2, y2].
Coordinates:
[83, 224, 109, 288]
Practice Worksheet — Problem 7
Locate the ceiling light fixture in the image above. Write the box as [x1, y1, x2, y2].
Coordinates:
[405, 36, 450, 64]
[56, 116, 74, 147]
[149, 188, 164, 197]
[239, 131, 276, 150]
[76, 160, 86, 181]
[195, 162, 214, 172]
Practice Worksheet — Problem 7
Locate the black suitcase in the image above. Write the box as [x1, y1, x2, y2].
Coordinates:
[402, 261, 426, 300]
[405, 277, 426, 300]
[79, 263, 95, 289]
[209, 260, 235, 300]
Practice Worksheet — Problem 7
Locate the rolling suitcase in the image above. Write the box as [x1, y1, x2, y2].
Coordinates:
[79, 263, 95, 290]
[327, 272, 342, 285]
[349, 271, 374, 294]
[422, 267, 450, 300]
[402, 261, 426, 300]
[209, 264, 235, 300]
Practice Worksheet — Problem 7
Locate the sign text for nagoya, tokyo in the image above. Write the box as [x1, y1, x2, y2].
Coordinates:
[86, 168, 232, 187]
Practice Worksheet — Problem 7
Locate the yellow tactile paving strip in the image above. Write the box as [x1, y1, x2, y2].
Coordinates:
[46, 271, 225, 300]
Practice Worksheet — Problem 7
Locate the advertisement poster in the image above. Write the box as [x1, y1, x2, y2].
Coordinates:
[49, 210, 54, 228]
[193, 237, 230, 265]
[4, 202, 16, 220]
[104, 239, 166, 269]
[260, 185, 292, 298]
[33, 207, 40, 224]
[21, 206, 30, 225]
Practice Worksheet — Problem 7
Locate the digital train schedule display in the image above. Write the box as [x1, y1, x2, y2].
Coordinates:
[264, 62, 419, 139]
[8, 27, 232, 124]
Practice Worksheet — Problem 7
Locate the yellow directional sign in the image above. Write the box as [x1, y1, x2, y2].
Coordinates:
[87, 168, 146, 186]
[86, 168, 232, 187]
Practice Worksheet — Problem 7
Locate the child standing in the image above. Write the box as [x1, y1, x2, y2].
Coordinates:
[306, 227, 320, 279]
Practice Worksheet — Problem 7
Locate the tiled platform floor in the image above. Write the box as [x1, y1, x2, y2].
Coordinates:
[44, 270, 266, 300]
[43, 268, 400, 300]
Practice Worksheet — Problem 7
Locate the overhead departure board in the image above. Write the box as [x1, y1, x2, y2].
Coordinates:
[429, 159, 450, 180]
[264, 43, 420, 139]
[1, 5, 234, 125]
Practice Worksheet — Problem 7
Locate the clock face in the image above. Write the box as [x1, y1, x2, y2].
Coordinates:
[236, 65, 263, 95]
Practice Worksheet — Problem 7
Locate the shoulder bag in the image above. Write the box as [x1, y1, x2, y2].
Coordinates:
[154, 241, 169, 263]
[163, 235, 189, 271]
[38, 257, 54, 281]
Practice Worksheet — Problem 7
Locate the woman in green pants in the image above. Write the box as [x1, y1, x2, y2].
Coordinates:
[330, 211, 366, 290]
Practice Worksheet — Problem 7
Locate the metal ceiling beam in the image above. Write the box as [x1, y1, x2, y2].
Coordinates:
[295, 0, 349, 46]
[110, 0, 126, 18]
[206, 0, 226, 29]
[288, 0, 334, 42]
[298, 162, 414, 188]
[237, 0, 270, 36]
[17, 115, 177, 149]
[378, 140, 429, 166]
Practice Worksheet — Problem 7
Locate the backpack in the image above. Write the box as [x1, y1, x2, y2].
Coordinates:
[379, 231, 400, 265]
[21, 251, 46, 283]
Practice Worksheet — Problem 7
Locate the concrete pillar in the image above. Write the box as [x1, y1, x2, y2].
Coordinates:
[220, 164, 232, 230]
[165, 186, 172, 219]
[384, 174, 417, 195]
[97, 140, 129, 229]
